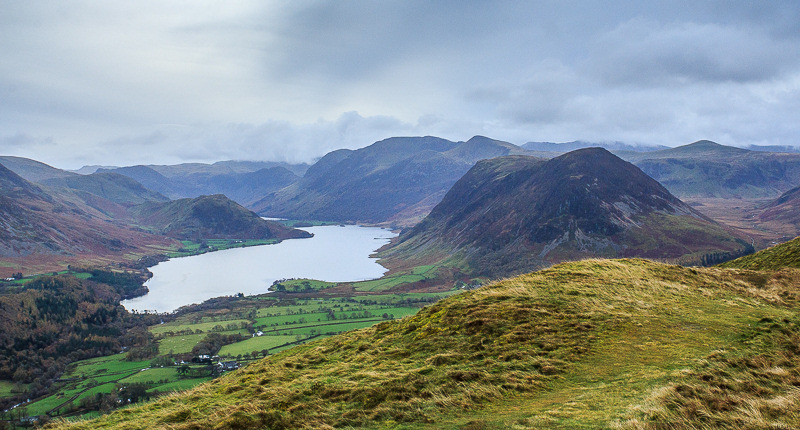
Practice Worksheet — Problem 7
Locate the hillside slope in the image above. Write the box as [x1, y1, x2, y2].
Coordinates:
[128, 194, 312, 241]
[0, 163, 177, 274]
[382, 149, 750, 277]
[759, 184, 800, 227]
[52, 258, 800, 429]
[720, 235, 800, 271]
[252, 136, 536, 226]
[0, 155, 77, 182]
[41, 171, 169, 207]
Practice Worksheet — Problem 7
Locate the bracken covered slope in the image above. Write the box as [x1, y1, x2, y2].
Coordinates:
[50, 257, 800, 429]
[759, 184, 800, 228]
[0, 162, 176, 266]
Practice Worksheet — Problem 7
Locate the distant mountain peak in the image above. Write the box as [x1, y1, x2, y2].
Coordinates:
[671, 140, 750, 154]
[688, 139, 722, 146]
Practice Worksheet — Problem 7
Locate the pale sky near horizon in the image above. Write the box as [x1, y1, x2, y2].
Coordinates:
[1, 1, 799, 169]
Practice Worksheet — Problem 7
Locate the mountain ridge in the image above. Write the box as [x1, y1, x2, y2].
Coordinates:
[252, 135, 537, 226]
[622, 140, 800, 198]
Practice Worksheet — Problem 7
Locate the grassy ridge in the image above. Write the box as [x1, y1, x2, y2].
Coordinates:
[721, 236, 800, 270]
[50, 258, 800, 429]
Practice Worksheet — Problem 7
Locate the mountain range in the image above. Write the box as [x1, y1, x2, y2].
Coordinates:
[99, 160, 307, 206]
[522, 140, 667, 153]
[381, 148, 750, 277]
[621, 140, 800, 199]
[4, 136, 800, 279]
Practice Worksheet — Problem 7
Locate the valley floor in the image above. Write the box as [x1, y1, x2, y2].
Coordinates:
[686, 197, 798, 248]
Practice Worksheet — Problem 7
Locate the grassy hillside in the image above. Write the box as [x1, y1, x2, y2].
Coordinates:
[51, 258, 800, 429]
[720, 235, 800, 271]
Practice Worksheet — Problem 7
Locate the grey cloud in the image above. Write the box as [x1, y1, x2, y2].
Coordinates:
[589, 19, 800, 86]
[2, 1, 800, 168]
[82, 112, 422, 168]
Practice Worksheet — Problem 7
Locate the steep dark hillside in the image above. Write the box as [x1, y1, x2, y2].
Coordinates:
[623, 140, 800, 198]
[129, 194, 311, 241]
[0, 163, 176, 271]
[52, 259, 800, 429]
[252, 135, 534, 226]
[759, 184, 800, 226]
[41, 172, 169, 206]
[382, 149, 750, 276]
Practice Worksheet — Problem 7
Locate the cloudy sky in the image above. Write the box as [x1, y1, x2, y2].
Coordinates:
[2, 1, 799, 169]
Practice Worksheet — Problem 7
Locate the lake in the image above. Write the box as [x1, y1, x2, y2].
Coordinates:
[121, 225, 397, 313]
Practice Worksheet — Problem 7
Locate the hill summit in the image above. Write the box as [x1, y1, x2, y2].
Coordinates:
[382, 148, 750, 276]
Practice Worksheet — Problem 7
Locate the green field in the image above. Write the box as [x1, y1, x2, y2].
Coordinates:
[166, 239, 280, 258]
[68, 354, 151, 378]
[151, 319, 250, 335]
[218, 335, 299, 357]
[156, 333, 206, 354]
[118, 368, 180, 384]
[24, 352, 215, 417]
[153, 296, 431, 362]
[0, 380, 15, 398]
[352, 264, 440, 291]
[254, 311, 330, 327]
